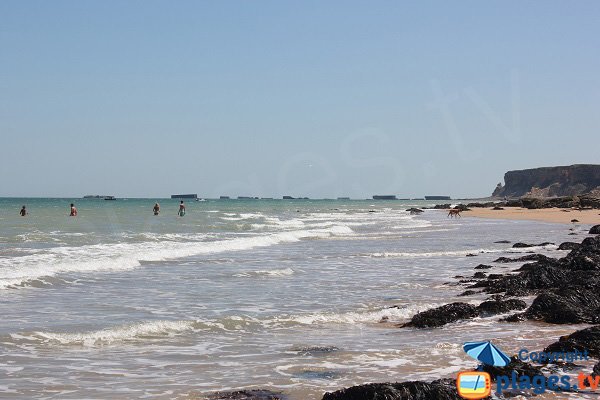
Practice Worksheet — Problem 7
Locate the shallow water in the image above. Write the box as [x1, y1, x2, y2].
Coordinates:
[0, 198, 594, 399]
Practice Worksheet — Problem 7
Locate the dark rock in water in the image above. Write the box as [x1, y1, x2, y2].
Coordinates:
[569, 232, 578, 235]
[590, 225, 600, 234]
[525, 289, 600, 324]
[500, 313, 526, 322]
[571, 219, 580, 223]
[544, 325, 600, 358]
[481, 356, 543, 380]
[406, 208, 424, 215]
[494, 240, 511, 244]
[493, 254, 555, 263]
[477, 299, 527, 316]
[458, 290, 479, 296]
[474, 264, 493, 269]
[465, 253, 477, 257]
[432, 204, 451, 209]
[291, 346, 340, 355]
[321, 379, 461, 400]
[473, 272, 486, 279]
[558, 242, 581, 251]
[454, 204, 471, 211]
[401, 303, 478, 328]
[493, 257, 514, 263]
[512, 242, 554, 248]
[206, 390, 287, 399]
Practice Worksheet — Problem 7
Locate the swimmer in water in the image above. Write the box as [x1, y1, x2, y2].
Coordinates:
[70, 203, 78, 217]
[19, 205, 27, 216]
[178, 200, 185, 217]
[153, 202, 160, 215]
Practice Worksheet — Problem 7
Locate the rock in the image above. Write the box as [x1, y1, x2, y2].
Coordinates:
[473, 272, 487, 279]
[454, 204, 471, 211]
[493, 254, 555, 263]
[321, 379, 461, 400]
[571, 219, 580, 223]
[465, 253, 477, 257]
[558, 242, 581, 251]
[476, 299, 527, 316]
[458, 290, 479, 296]
[481, 356, 543, 380]
[406, 208, 424, 215]
[492, 206, 504, 210]
[206, 390, 287, 399]
[401, 303, 479, 328]
[590, 225, 600, 234]
[494, 240, 511, 244]
[500, 313, 526, 322]
[512, 242, 554, 248]
[433, 204, 451, 209]
[525, 289, 600, 324]
[544, 326, 600, 358]
[474, 264, 493, 269]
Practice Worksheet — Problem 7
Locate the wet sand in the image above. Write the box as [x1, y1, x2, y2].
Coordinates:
[463, 207, 600, 225]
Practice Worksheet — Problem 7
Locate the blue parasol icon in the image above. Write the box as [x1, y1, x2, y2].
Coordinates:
[463, 341, 511, 367]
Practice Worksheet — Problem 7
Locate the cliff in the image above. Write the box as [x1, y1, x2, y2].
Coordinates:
[492, 164, 600, 198]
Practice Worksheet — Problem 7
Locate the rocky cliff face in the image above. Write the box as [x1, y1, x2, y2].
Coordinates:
[492, 164, 600, 198]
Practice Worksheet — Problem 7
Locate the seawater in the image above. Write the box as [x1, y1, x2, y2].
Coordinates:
[0, 198, 592, 399]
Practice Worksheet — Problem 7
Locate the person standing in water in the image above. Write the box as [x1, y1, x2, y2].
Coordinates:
[70, 203, 78, 217]
[19, 205, 27, 216]
[178, 200, 186, 217]
[153, 202, 160, 215]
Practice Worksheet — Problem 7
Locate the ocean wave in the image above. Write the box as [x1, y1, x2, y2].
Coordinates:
[273, 303, 439, 325]
[368, 249, 504, 258]
[0, 225, 353, 289]
[7, 303, 440, 347]
[233, 267, 295, 278]
[17, 320, 200, 346]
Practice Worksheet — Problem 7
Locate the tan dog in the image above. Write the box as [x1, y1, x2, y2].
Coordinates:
[447, 209, 461, 218]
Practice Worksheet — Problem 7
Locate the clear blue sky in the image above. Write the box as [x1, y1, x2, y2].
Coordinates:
[1, 1, 599, 198]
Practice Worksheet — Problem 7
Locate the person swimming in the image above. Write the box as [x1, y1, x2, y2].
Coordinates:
[19, 205, 27, 216]
[153, 203, 160, 215]
[70, 203, 78, 217]
[178, 200, 185, 217]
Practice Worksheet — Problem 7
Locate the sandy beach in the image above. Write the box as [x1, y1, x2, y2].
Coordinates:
[464, 207, 600, 225]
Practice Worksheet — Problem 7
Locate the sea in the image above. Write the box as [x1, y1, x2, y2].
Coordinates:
[0, 198, 593, 399]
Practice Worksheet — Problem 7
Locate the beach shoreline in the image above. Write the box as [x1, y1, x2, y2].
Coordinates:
[462, 207, 600, 225]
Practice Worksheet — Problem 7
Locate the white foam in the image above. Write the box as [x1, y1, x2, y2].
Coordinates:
[233, 268, 295, 278]
[28, 320, 199, 346]
[368, 248, 503, 258]
[274, 303, 439, 325]
[0, 225, 353, 289]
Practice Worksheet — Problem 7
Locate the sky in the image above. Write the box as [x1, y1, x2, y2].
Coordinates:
[1, 1, 599, 198]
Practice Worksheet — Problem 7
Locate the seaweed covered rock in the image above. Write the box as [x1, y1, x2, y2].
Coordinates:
[525, 289, 600, 324]
[206, 390, 287, 399]
[558, 242, 581, 251]
[321, 379, 461, 400]
[481, 356, 543, 380]
[544, 326, 600, 358]
[401, 303, 478, 328]
[477, 298, 527, 316]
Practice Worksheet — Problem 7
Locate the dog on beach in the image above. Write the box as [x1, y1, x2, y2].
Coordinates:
[447, 209, 461, 218]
